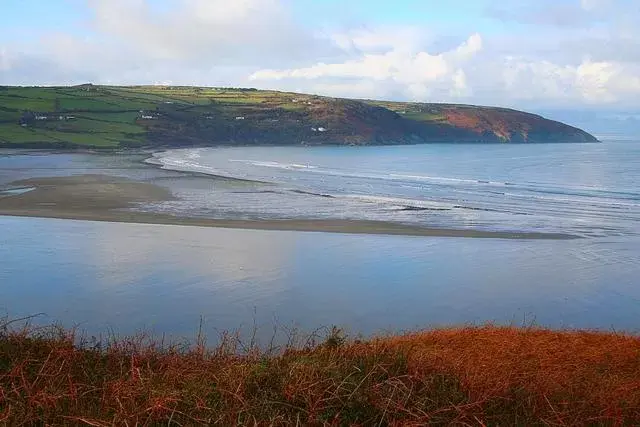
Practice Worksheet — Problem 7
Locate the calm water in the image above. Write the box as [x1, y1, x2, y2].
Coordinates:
[1, 142, 639, 341]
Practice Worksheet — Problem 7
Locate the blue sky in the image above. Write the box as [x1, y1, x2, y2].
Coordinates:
[1, 0, 639, 114]
[1, 0, 500, 39]
[1, 1, 83, 39]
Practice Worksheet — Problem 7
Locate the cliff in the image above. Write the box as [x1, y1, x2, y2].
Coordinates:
[0, 85, 598, 148]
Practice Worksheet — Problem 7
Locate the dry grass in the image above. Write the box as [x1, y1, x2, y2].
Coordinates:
[1, 321, 639, 426]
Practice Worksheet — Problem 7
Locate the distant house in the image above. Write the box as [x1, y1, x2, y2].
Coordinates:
[235, 116, 245, 120]
[141, 115, 156, 120]
[18, 111, 36, 125]
[35, 115, 48, 121]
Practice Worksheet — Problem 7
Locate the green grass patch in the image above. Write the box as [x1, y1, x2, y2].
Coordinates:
[0, 109, 21, 121]
[4, 87, 61, 100]
[279, 103, 307, 112]
[0, 124, 57, 143]
[0, 95, 55, 112]
[106, 88, 190, 106]
[0, 123, 139, 147]
[38, 118, 145, 135]
[57, 97, 125, 112]
[42, 130, 125, 147]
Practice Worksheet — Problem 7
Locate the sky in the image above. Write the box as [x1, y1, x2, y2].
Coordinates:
[1, 0, 640, 117]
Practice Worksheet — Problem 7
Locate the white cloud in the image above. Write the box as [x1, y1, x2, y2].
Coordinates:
[250, 33, 483, 101]
[450, 69, 471, 97]
[580, 0, 612, 11]
[85, 0, 305, 63]
[1, 0, 639, 110]
[0, 48, 11, 71]
[454, 33, 483, 58]
[330, 27, 428, 54]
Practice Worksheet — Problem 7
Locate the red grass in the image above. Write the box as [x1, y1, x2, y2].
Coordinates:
[2, 324, 640, 425]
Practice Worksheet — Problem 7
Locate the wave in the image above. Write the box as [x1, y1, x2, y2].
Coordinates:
[338, 194, 455, 211]
[0, 186, 35, 196]
[147, 150, 255, 181]
[150, 149, 640, 210]
[229, 159, 318, 170]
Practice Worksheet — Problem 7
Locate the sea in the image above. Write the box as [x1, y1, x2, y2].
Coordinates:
[1, 140, 639, 342]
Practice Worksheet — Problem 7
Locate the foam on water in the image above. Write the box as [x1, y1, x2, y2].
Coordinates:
[149, 143, 640, 237]
[0, 186, 35, 196]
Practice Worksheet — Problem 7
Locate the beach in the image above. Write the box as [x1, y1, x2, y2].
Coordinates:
[0, 172, 577, 239]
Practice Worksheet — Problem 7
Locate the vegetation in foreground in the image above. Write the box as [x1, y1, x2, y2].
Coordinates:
[1, 322, 639, 425]
[0, 84, 597, 148]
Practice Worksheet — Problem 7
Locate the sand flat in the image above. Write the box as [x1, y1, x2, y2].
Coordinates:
[0, 174, 577, 239]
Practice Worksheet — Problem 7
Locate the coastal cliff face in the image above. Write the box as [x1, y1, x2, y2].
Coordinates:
[0, 85, 597, 148]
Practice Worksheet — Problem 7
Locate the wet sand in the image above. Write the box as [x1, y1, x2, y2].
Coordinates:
[0, 174, 577, 239]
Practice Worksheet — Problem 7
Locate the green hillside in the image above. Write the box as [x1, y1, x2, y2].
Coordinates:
[0, 85, 598, 148]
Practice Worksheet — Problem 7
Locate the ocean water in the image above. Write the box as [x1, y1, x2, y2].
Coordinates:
[148, 142, 640, 238]
[1, 142, 639, 341]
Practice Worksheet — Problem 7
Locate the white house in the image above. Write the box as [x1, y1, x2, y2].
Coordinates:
[141, 115, 156, 120]
[235, 116, 245, 120]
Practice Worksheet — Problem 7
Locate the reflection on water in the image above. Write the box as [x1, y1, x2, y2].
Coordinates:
[1, 216, 639, 342]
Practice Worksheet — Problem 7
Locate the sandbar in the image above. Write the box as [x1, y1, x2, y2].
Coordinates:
[0, 174, 578, 239]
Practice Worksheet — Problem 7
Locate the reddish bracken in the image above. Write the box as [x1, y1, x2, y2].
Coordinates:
[1, 325, 639, 425]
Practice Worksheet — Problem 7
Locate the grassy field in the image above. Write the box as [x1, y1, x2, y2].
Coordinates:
[1, 322, 638, 425]
[0, 85, 598, 147]
[0, 85, 310, 148]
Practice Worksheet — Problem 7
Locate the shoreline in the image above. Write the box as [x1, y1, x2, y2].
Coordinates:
[0, 209, 578, 239]
[0, 174, 578, 239]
